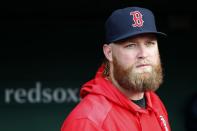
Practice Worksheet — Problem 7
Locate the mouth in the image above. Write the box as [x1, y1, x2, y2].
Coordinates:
[136, 64, 151, 68]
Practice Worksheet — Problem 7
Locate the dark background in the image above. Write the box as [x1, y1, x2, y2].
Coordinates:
[0, 0, 196, 131]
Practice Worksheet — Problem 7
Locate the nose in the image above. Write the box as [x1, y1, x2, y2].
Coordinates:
[137, 46, 148, 59]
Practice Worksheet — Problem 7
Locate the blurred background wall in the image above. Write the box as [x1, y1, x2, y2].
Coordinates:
[0, 0, 196, 131]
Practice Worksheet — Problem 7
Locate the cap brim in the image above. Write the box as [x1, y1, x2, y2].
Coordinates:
[110, 31, 167, 43]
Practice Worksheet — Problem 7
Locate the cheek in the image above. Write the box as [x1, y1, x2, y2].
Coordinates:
[115, 53, 136, 69]
[151, 51, 160, 65]
[112, 47, 137, 68]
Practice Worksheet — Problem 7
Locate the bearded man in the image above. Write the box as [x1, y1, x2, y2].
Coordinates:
[61, 7, 171, 131]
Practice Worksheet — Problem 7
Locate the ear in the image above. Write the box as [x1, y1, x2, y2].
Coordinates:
[103, 44, 113, 62]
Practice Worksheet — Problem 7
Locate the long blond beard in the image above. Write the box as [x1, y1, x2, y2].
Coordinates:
[112, 57, 163, 92]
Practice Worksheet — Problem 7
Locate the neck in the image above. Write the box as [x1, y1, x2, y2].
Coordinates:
[108, 75, 144, 101]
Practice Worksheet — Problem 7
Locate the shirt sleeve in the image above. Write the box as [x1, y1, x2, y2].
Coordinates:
[61, 118, 103, 131]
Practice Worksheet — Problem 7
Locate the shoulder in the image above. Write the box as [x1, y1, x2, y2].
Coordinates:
[148, 91, 168, 115]
[62, 94, 112, 129]
[61, 118, 103, 131]
[148, 91, 164, 104]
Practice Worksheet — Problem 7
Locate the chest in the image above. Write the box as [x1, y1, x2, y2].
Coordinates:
[102, 107, 167, 131]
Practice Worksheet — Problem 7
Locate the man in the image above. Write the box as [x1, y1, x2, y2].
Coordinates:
[61, 7, 171, 131]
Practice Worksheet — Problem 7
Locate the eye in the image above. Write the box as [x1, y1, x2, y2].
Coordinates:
[146, 41, 156, 47]
[125, 43, 136, 48]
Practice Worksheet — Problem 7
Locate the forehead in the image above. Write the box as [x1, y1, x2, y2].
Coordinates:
[114, 33, 157, 44]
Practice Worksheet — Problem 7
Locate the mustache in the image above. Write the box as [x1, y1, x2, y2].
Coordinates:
[135, 60, 152, 66]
